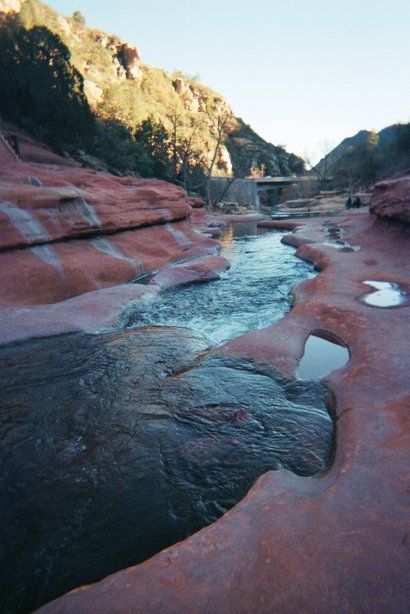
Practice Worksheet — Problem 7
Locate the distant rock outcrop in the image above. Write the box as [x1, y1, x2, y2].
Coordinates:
[0, 0, 22, 14]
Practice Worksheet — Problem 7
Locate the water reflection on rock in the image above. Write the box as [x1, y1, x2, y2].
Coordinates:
[0, 326, 333, 613]
[362, 280, 407, 308]
[296, 333, 349, 380]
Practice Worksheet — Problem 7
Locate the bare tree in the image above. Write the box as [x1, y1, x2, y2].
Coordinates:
[304, 141, 338, 187]
[167, 108, 205, 189]
[202, 107, 230, 209]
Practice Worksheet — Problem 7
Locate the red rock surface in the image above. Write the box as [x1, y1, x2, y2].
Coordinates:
[151, 254, 230, 290]
[188, 196, 206, 208]
[0, 284, 158, 345]
[0, 161, 224, 307]
[0, 163, 192, 249]
[39, 208, 410, 613]
[370, 172, 410, 224]
[4, 121, 80, 166]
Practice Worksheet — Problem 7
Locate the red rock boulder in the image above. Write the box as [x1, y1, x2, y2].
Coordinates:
[369, 172, 410, 224]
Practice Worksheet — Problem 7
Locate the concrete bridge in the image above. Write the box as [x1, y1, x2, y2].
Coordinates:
[209, 176, 314, 209]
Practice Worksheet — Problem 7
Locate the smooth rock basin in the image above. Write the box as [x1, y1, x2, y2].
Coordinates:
[0, 328, 334, 613]
[0, 226, 339, 613]
[32, 207, 410, 614]
[362, 280, 407, 307]
[296, 333, 349, 380]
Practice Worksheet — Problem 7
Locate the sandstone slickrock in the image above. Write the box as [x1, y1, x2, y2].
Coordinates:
[0, 161, 227, 307]
[37, 209, 410, 614]
[369, 172, 410, 224]
[0, 327, 333, 613]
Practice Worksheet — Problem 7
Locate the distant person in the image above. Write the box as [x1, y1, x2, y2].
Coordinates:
[345, 195, 352, 209]
[352, 196, 362, 208]
[10, 134, 20, 157]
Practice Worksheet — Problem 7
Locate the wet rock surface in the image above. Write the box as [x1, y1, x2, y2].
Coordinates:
[40, 209, 409, 614]
[0, 327, 333, 613]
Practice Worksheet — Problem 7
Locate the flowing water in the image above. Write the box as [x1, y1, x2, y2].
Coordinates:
[127, 224, 315, 344]
[0, 224, 336, 613]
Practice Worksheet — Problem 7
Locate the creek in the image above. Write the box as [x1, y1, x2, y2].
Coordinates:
[0, 224, 335, 613]
[127, 223, 315, 344]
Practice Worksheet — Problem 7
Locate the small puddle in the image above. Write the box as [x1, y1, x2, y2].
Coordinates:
[324, 225, 360, 252]
[361, 281, 407, 308]
[296, 333, 349, 380]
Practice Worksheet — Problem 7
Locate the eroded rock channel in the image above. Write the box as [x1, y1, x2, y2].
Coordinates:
[128, 226, 315, 344]
[0, 228, 334, 613]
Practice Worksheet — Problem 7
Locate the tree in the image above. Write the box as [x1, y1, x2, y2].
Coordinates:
[91, 119, 154, 175]
[0, 24, 95, 152]
[72, 11, 86, 26]
[167, 109, 206, 188]
[134, 117, 171, 180]
[202, 107, 230, 208]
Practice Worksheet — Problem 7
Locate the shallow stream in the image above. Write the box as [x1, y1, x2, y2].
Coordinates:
[0, 224, 336, 613]
[128, 224, 315, 344]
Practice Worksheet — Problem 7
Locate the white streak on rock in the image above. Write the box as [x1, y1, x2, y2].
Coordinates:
[165, 223, 192, 249]
[90, 237, 143, 274]
[31, 245, 65, 276]
[0, 199, 51, 243]
[73, 189, 101, 227]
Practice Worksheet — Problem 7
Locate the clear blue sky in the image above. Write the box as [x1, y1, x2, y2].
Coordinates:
[47, 0, 410, 161]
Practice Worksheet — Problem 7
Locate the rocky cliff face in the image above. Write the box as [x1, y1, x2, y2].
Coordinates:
[0, 0, 304, 177]
[0, 0, 21, 13]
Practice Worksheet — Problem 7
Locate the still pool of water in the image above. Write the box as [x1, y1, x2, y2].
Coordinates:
[296, 333, 349, 380]
[127, 225, 316, 344]
[362, 280, 407, 308]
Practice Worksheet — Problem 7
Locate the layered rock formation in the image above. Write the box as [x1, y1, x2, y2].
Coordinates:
[34, 207, 410, 614]
[0, 158, 227, 310]
[370, 172, 410, 224]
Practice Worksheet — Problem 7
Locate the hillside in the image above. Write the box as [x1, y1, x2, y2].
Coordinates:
[316, 122, 410, 185]
[0, 0, 304, 180]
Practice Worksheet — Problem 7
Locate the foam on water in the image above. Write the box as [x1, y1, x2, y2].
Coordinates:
[128, 226, 316, 345]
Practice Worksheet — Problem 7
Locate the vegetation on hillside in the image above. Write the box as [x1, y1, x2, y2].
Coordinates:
[315, 124, 410, 187]
[0, 0, 305, 194]
[0, 22, 95, 152]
